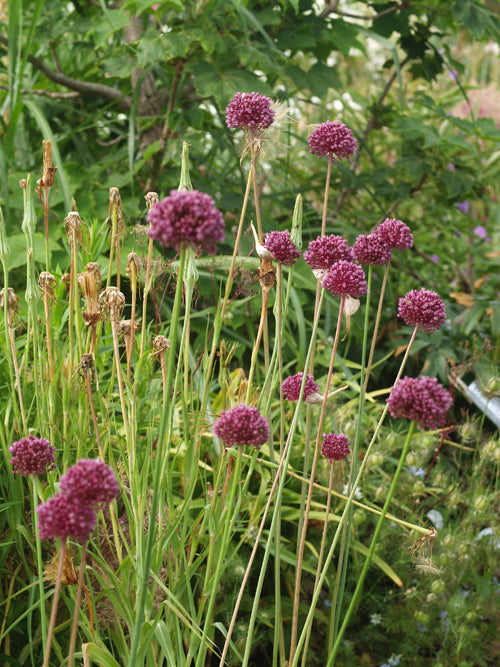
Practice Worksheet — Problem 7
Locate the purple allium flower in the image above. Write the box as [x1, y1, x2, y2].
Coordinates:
[387, 376, 452, 429]
[456, 201, 470, 214]
[321, 433, 351, 462]
[398, 288, 446, 334]
[37, 493, 97, 543]
[263, 230, 301, 266]
[225, 92, 275, 131]
[321, 260, 368, 299]
[447, 163, 455, 171]
[147, 189, 225, 254]
[9, 435, 56, 476]
[281, 372, 319, 401]
[374, 219, 413, 250]
[60, 459, 119, 508]
[304, 235, 353, 271]
[473, 225, 488, 239]
[352, 233, 391, 266]
[307, 120, 357, 161]
[431, 254, 439, 263]
[214, 404, 269, 449]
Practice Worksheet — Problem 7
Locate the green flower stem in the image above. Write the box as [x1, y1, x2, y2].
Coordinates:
[127, 247, 187, 667]
[363, 261, 390, 394]
[246, 284, 270, 402]
[42, 540, 66, 667]
[328, 420, 417, 665]
[291, 325, 419, 666]
[289, 294, 346, 665]
[68, 542, 87, 667]
[321, 155, 333, 235]
[31, 478, 47, 656]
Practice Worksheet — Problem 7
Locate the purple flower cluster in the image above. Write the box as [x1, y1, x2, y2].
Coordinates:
[263, 230, 301, 266]
[36, 459, 119, 543]
[304, 235, 353, 271]
[9, 435, 56, 476]
[374, 219, 413, 250]
[147, 189, 225, 254]
[281, 373, 319, 401]
[321, 433, 351, 462]
[226, 92, 275, 131]
[308, 121, 357, 161]
[387, 376, 452, 430]
[321, 260, 368, 299]
[353, 234, 392, 266]
[214, 404, 269, 450]
[398, 288, 446, 334]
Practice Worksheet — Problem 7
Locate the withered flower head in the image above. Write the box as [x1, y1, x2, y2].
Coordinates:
[39, 272, 57, 301]
[99, 287, 126, 321]
[0, 287, 19, 326]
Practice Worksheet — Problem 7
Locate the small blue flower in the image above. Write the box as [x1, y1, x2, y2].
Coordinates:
[456, 201, 470, 214]
[408, 466, 426, 477]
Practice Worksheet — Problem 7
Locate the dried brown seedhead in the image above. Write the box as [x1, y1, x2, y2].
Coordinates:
[100, 286, 126, 321]
[38, 272, 57, 301]
[145, 192, 160, 212]
[64, 211, 84, 247]
[44, 547, 78, 586]
[78, 270, 101, 327]
[0, 287, 19, 326]
[153, 335, 171, 356]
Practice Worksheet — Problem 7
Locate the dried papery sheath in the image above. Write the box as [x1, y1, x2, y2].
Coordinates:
[251, 223, 275, 260]
[126, 253, 140, 281]
[0, 287, 19, 326]
[100, 287, 125, 321]
[153, 335, 171, 356]
[39, 272, 57, 301]
[64, 211, 84, 248]
[78, 271, 101, 327]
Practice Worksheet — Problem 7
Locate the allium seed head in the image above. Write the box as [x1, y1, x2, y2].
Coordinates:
[281, 373, 319, 401]
[37, 493, 97, 543]
[308, 120, 357, 161]
[147, 189, 225, 254]
[226, 92, 275, 131]
[387, 376, 452, 429]
[304, 235, 354, 271]
[321, 260, 368, 299]
[262, 230, 301, 266]
[9, 435, 56, 476]
[60, 459, 119, 508]
[353, 233, 391, 266]
[398, 288, 446, 334]
[374, 218, 413, 250]
[214, 404, 269, 450]
[321, 433, 351, 461]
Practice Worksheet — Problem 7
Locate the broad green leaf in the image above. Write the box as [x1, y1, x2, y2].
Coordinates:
[87, 9, 131, 46]
[137, 31, 191, 66]
[191, 63, 272, 106]
[307, 61, 341, 97]
[82, 643, 122, 667]
[323, 18, 366, 56]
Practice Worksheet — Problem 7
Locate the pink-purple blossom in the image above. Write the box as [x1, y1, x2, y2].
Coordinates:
[353, 234, 391, 266]
[321, 260, 368, 299]
[214, 404, 269, 449]
[263, 230, 301, 265]
[9, 435, 56, 476]
[374, 219, 413, 250]
[308, 121, 357, 161]
[456, 201, 470, 214]
[226, 92, 275, 131]
[281, 373, 319, 401]
[304, 235, 354, 271]
[398, 288, 446, 334]
[147, 189, 225, 254]
[60, 459, 119, 508]
[321, 433, 351, 461]
[387, 376, 452, 430]
[473, 225, 488, 239]
[37, 493, 97, 542]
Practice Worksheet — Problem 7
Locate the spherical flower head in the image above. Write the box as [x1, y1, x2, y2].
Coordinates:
[225, 92, 275, 131]
[9, 435, 56, 476]
[37, 493, 96, 543]
[304, 235, 354, 271]
[321, 260, 368, 299]
[214, 404, 269, 450]
[387, 376, 452, 429]
[262, 230, 301, 266]
[308, 120, 357, 161]
[147, 189, 225, 254]
[321, 433, 351, 462]
[398, 288, 446, 334]
[374, 218, 413, 250]
[281, 373, 319, 401]
[60, 459, 119, 508]
[353, 233, 391, 266]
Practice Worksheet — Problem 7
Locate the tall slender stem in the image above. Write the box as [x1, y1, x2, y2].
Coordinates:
[68, 543, 88, 667]
[42, 541, 66, 667]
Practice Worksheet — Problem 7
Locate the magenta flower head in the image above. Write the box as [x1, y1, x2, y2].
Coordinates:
[9, 435, 56, 476]
[281, 372, 319, 402]
[263, 230, 301, 266]
[321, 433, 351, 462]
[226, 92, 275, 132]
[374, 218, 413, 250]
[387, 376, 452, 429]
[214, 404, 269, 450]
[304, 235, 354, 272]
[398, 288, 446, 334]
[321, 260, 368, 299]
[60, 459, 119, 508]
[147, 189, 225, 254]
[308, 120, 357, 161]
[37, 493, 97, 543]
[353, 233, 391, 266]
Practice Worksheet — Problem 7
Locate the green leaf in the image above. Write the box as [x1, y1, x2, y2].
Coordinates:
[82, 643, 122, 667]
[6, 233, 60, 270]
[191, 63, 272, 106]
[439, 169, 473, 198]
[453, 0, 500, 39]
[307, 61, 341, 97]
[137, 32, 191, 66]
[87, 9, 131, 47]
[323, 18, 365, 57]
